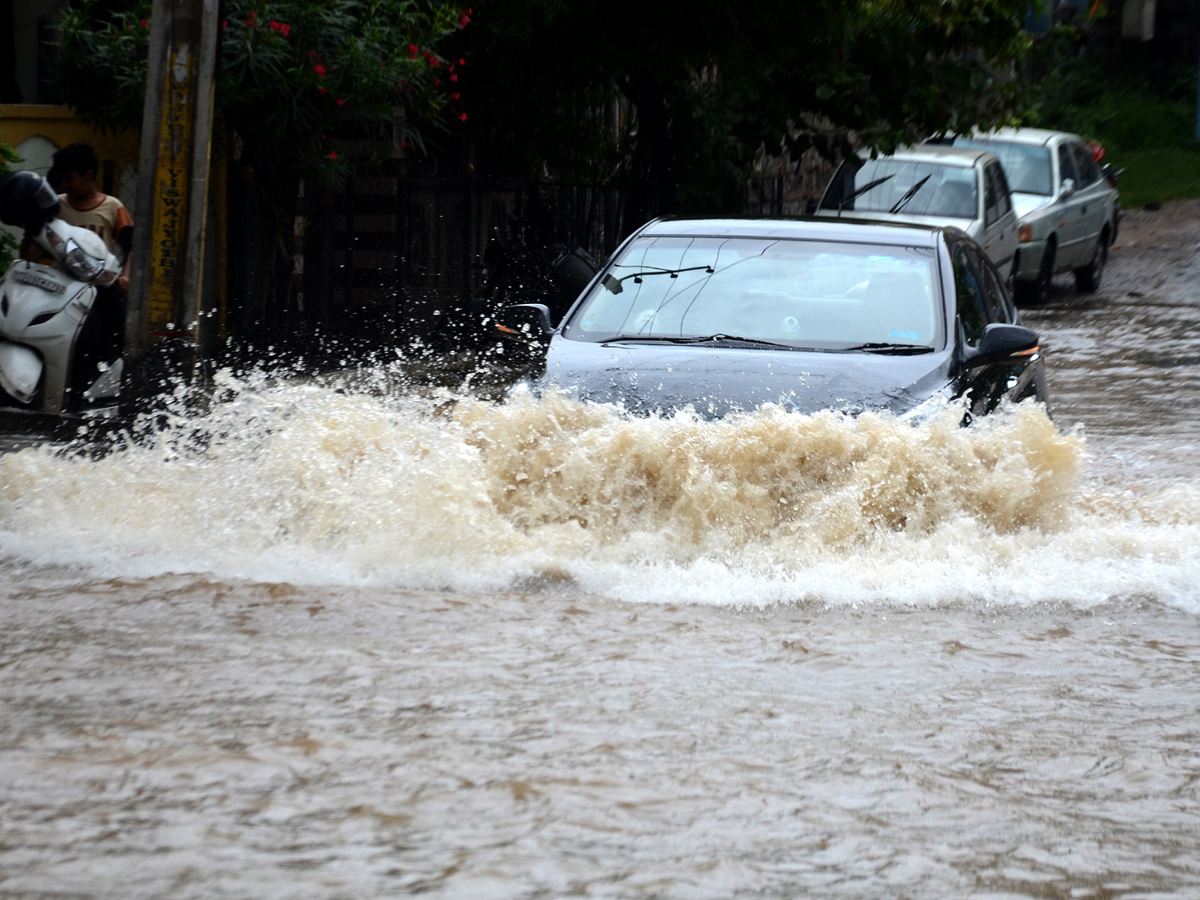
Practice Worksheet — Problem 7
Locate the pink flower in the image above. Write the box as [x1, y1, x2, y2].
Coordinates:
[319, 87, 327, 95]
[459, 12, 469, 26]
[459, 112, 467, 122]
[140, 18, 148, 28]
[314, 63, 326, 77]
[450, 73, 457, 82]
[328, 151, 338, 160]
[336, 98, 345, 106]
[280, 23, 290, 36]
[269, 20, 280, 31]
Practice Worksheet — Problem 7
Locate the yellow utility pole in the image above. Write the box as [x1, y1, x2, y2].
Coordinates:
[125, 0, 220, 354]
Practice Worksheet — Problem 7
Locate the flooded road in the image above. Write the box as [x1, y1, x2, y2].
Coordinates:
[3, 205, 1200, 899]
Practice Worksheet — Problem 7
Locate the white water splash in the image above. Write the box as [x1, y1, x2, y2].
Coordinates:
[2, 372, 1198, 612]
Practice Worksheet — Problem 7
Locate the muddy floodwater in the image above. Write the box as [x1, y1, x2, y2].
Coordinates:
[3, 205, 1200, 899]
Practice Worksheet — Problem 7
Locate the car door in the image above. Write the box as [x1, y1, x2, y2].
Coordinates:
[980, 160, 1018, 279]
[1069, 140, 1111, 252]
[952, 239, 1024, 415]
[1053, 140, 1090, 267]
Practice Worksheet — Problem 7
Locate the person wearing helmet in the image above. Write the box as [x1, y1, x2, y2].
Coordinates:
[0, 170, 60, 264]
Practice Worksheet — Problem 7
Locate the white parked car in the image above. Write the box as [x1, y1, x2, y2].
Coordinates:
[929, 128, 1120, 304]
[813, 144, 1018, 281]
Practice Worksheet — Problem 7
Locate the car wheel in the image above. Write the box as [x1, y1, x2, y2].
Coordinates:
[1074, 231, 1108, 293]
[1015, 242, 1055, 306]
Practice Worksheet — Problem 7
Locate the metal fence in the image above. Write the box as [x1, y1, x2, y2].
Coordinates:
[281, 176, 634, 347]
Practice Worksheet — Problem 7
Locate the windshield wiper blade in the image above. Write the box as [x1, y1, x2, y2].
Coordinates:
[606, 332, 796, 349]
[888, 174, 932, 214]
[836, 174, 895, 215]
[841, 342, 934, 355]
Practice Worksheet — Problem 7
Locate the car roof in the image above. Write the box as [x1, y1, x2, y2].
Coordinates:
[636, 216, 949, 248]
[954, 127, 1083, 147]
[857, 143, 993, 168]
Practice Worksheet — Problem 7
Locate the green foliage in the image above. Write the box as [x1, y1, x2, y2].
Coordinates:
[56, 0, 471, 186]
[1112, 147, 1200, 209]
[57, 1, 153, 136]
[1025, 28, 1200, 207]
[1028, 39, 1196, 150]
[216, 0, 468, 186]
[458, 0, 1032, 214]
[0, 129, 21, 271]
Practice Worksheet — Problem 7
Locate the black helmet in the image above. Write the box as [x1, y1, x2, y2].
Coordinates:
[0, 170, 60, 230]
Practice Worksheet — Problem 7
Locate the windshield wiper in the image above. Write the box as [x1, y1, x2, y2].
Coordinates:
[835, 174, 895, 215]
[603, 264, 715, 294]
[841, 342, 934, 355]
[605, 333, 797, 350]
[888, 175, 932, 214]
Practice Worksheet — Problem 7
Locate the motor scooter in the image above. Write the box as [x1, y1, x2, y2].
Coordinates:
[0, 171, 125, 416]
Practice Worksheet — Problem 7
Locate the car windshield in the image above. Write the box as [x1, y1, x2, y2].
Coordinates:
[822, 159, 978, 219]
[563, 236, 943, 350]
[947, 138, 1053, 195]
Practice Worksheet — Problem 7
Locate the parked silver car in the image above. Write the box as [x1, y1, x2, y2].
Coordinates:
[931, 128, 1120, 304]
[814, 144, 1018, 281]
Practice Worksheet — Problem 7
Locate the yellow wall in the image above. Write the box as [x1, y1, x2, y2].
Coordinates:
[0, 104, 140, 198]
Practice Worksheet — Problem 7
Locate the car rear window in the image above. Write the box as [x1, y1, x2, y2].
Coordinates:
[564, 236, 943, 350]
[822, 159, 977, 219]
[948, 138, 1053, 196]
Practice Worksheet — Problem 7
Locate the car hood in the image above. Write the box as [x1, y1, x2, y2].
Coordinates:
[527, 338, 957, 419]
[1013, 192, 1054, 220]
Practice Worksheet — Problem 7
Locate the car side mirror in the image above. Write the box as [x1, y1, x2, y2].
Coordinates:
[495, 302, 554, 342]
[964, 323, 1039, 368]
[805, 198, 819, 215]
[1059, 177, 1076, 200]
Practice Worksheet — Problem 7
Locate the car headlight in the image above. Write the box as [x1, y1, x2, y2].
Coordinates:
[62, 239, 107, 282]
